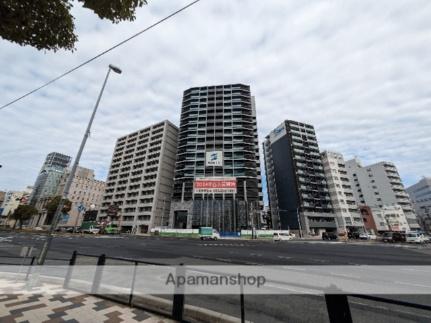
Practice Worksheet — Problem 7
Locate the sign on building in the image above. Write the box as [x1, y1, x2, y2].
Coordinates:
[270, 122, 287, 143]
[193, 177, 237, 194]
[205, 151, 223, 167]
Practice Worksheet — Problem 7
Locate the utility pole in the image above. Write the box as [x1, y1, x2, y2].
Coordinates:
[37, 64, 122, 265]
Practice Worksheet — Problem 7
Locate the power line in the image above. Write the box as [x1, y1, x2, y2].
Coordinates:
[0, 0, 202, 111]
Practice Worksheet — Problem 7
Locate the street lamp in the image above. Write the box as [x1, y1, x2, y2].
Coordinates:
[37, 64, 122, 265]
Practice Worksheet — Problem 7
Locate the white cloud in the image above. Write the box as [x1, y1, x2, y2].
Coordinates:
[0, 0, 430, 193]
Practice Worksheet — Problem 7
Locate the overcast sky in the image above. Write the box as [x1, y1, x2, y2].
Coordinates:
[1, 0, 430, 194]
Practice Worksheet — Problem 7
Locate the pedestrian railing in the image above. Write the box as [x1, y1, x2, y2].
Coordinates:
[325, 294, 431, 323]
[1, 252, 431, 323]
[63, 251, 199, 322]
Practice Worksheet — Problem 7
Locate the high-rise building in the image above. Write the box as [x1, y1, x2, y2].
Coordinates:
[406, 177, 431, 232]
[29, 152, 71, 206]
[169, 84, 263, 232]
[321, 151, 364, 232]
[98, 121, 178, 234]
[30, 166, 105, 228]
[263, 120, 336, 236]
[345, 158, 419, 230]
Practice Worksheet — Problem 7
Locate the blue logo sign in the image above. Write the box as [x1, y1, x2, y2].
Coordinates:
[77, 203, 86, 213]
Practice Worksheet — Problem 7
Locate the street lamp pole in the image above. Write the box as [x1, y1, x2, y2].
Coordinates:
[37, 64, 122, 265]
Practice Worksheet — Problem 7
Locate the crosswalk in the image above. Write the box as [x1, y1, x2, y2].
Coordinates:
[200, 243, 248, 247]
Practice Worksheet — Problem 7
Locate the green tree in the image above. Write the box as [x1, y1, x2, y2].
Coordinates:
[11, 205, 38, 229]
[45, 196, 72, 225]
[0, 0, 148, 51]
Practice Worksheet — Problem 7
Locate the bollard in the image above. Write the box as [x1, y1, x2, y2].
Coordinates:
[240, 280, 245, 323]
[91, 254, 106, 294]
[128, 261, 138, 306]
[63, 251, 77, 289]
[172, 263, 185, 321]
[325, 294, 352, 323]
[25, 256, 36, 281]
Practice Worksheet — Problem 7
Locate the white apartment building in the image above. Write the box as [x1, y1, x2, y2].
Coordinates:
[346, 158, 419, 230]
[57, 167, 105, 228]
[321, 151, 363, 232]
[0, 186, 33, 226]
[98, 120, 178, 234]
[406, 177, 431, 232]
[370, 205, 410, 232]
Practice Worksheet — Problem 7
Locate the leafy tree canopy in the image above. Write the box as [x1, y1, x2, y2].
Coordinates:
[46, 196, 72, 218]
[0, 0, 148, 51]
[11, 204, 38, 229]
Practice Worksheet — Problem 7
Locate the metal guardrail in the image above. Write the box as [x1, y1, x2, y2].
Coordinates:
[63, 251, 200, 322]
[325, 294, 431, 323]
[2, 252, 431, 323]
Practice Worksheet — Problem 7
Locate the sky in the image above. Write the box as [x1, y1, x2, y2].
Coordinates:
[1, 0, 431, 195]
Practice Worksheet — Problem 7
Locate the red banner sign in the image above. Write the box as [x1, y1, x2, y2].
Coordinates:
[193, 178, 237, 194]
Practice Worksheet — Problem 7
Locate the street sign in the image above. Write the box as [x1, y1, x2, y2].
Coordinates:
[193, 177, 237, 194]
[77, 203, 86, 213]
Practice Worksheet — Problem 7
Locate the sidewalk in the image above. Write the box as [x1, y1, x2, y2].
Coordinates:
[0, 278, 174, 323]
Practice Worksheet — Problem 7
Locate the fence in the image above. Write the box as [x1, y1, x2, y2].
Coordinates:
[62, 251, 240, 322]
[2, 252, 431, 323]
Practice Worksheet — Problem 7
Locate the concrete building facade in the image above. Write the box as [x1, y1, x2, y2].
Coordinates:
[29, 152, 71, 206]
[99, 121, 178, 234]
[263, 120, 336, 236]
[321, 151, 364, 232]
[369, 205, 410, 233]
[345, 158, 419, 230]
[30, 167, 105, 228]
[0, 186, 33, 227]
[406, 177, 431, 232]
[169, 84, 263, 232]
[0, 191, 5, 209]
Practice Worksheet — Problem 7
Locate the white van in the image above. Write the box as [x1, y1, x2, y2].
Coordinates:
[406, 232, 424, 244]
[83, 225, 100, 234]
[273, 232, 294, 242]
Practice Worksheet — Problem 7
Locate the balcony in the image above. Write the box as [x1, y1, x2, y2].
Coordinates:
[308, 219, 337, 229]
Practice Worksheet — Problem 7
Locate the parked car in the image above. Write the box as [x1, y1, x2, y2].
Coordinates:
[406, 232, 425, 244]
[103, 224, 119, 234]
[382, 232, 405, 243]
[359, 233, 370, 240]
[368, 233, 377, 240]
[199, 227, 220, 240]
[348, 232, 360, 239]
[82, 225, 100, 234]
[322, 232, 338, 241]
[273, 232, 294, 242]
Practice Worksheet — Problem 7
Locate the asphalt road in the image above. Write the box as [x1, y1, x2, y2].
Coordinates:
[1, 232, 431, 266]
[1, 232, 431, 322]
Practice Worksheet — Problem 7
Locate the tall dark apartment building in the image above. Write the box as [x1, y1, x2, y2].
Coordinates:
[263, 120, 336, 235]
[169, 84, 263, 232]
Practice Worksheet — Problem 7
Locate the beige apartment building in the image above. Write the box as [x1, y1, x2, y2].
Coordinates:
[30, 166, 105, 228]
[98, 120, 178, 234]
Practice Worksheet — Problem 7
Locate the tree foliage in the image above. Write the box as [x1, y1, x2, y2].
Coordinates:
[46, 196, 72, 220]
[0, 0, 148, 51]
[11, 205, 38, 229]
